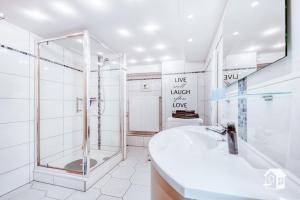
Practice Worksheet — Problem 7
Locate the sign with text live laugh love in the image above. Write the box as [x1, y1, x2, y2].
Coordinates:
[164, 74, 198, 114]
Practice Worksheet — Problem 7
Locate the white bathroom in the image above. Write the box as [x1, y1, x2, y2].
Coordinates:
[0, 0, 300, 199]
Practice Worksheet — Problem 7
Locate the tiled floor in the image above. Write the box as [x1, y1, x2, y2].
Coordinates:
[0, 147, 151, 200]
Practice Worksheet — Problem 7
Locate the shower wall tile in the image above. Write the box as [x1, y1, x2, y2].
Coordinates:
[40, 80, 64, 100]
[0, 21, 30, 53]
[0, 73, 29, 99]
[64, 116, 83, 133]
[40, 118, 64, 139]
[0, 165, 30, 197]
[40, 61, 64, 82]
[40, 100, 63, 119]
[0, 50, 29, 77]
[0, 99, 29, 123]
[0, 143, 30, 174]
[0, 122, 30, 149]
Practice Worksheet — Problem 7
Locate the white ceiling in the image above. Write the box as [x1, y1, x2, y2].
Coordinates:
[0, 0, 227, 65]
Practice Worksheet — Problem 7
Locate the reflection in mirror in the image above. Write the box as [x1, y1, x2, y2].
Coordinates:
[223, 0, 287, 86]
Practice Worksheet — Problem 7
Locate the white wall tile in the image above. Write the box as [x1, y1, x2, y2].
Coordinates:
[0, 122, 29, 149]
[0, 50, 29, 77]
[0, 144, 29, 174]
[0, 73, 29, 99]
[0, 99, 29, 123]
[0, 165, 30, 196]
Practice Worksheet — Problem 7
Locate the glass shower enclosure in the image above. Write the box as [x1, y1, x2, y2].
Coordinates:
[34, 31, 126, 190]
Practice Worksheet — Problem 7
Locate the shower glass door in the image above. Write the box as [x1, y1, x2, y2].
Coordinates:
[36, 31, 124, 175]
[37, 34, 85, 174]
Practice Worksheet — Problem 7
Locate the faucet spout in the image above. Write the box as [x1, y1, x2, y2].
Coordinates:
[226, 122, 238, 155]
[206, 122, 238, 155]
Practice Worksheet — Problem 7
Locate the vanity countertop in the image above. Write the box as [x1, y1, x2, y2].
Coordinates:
[148, 126, 300, 200]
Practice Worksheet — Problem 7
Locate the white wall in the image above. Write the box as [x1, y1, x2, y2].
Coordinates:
[127, 64, 161, 74]
[0, 21, 36, 196]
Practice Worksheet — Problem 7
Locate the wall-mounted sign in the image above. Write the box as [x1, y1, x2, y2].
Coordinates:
[163, 74, 197, 113]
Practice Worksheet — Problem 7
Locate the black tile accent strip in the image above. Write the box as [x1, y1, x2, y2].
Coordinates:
[0, 44, 83, 72]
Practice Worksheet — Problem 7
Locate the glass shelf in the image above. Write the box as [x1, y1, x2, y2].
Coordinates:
[214, 91, 293, 102]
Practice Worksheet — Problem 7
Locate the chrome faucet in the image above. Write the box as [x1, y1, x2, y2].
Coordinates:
[206, 122, 238, 155]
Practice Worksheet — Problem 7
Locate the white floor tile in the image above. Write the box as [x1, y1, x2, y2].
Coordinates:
[31, 182, 75, 200]
[65, 189, 101, 200]
[9, 189, 46, 200]
[110, 166, 135, 179]
[97, 195, 122, 200]
[92, 174, 112, 189]
[123, 185, 150, 200]
[118, 157, 138, 168]
[130, 171, 150, 186]
[101, 178, 130, 198]
[2, 147, 151, 200]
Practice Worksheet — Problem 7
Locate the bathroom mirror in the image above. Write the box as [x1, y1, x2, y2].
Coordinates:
[223, 0, 287, 86]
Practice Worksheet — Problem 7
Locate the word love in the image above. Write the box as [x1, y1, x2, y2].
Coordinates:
[173, 102, 187, 108]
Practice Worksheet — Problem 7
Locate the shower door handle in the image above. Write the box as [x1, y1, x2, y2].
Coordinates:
[76, 97, 83, 112]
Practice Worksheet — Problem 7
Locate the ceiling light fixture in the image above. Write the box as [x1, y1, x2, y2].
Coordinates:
[155, 43, 167, 50]
[162, 56, 171, 61]
[273, 43, 285, 49]
[245, 45, 261, 52]
[143, 23, 159, 33]
[52, 1, 76, 16]
[187, 38, 193, 43]
[117, 28, 131, 37]
[85, 0, 108, 10]
[76, 39, 83, 44]
[232, 31, 239, 36]
[134, 47, 145, 52]
[262, 27, 280, 36]
[144, 57, 154, 62]
[0, 12, 5, 20]
[23, 9, 50, 21]
[251, 1, 260, 8]
[187, 14, 194, 19]
[129, 59, 137, 64]
[97, 51, 103, 55]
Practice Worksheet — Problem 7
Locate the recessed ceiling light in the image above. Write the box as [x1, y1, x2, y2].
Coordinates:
[76, 39, 83, 44]
[187, 38, 193, 43]
[245, 45, 261, 52]
[273, 43, 285, 49]
[155, 43, 167, 50]
[232, 31, 239, 36]
[23, 9, 50, 21]
[117, 29, 131, 37]
[134, 47, 145, 52]
[162, 56, 171, 61]
[85, 0, 108, 10]
[187, 14, 194, 19]
[52, 1, 76, 16]
[97, 51, 103, 55]
[144, 57, 154, 62]
[0, 12, 5, 20]
[143, 23, 159, 33]
[262, 27, 280, 36]
[112, 61, 118, 65]
[251, 1, 260, 8]
[129, 59, 137, 64]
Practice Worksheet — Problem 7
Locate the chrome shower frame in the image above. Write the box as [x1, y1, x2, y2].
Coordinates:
[34, 30, 127, 181]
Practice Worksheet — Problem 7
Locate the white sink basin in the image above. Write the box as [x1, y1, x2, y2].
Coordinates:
[149, 126, 300, 200]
